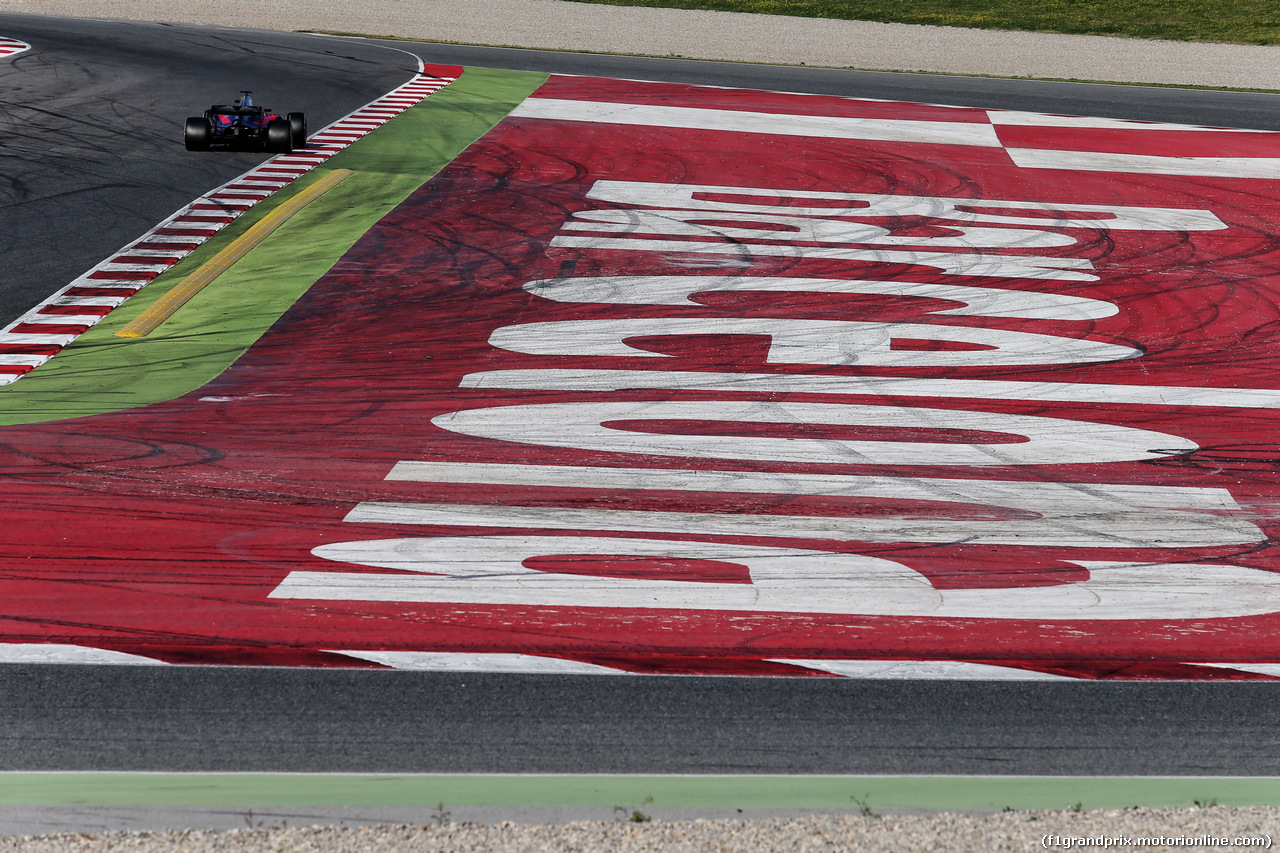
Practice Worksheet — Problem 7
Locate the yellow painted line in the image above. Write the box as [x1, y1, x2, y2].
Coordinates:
[115, 169, 353, 338]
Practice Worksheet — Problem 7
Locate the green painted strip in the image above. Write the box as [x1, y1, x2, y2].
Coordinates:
[0, 774, 1276, 811]
[0, 66, 548, 427]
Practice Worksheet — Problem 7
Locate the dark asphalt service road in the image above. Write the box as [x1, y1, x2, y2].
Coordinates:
[4, 16, 1280, 776]
[3, 664, 1279, 775]
[397, 40, 1280, 132]
[0, 13, 419, 326]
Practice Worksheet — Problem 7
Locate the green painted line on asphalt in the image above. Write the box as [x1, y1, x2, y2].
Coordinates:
[0, 774, 1276, 811]
[0, 65, 547, 427]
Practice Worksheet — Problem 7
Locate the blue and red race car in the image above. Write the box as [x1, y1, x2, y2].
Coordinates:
[184, 91, 306, 152]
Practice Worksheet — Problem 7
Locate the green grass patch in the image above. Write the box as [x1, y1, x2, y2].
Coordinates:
[0, 66, 547, 427]
[561, 0, 1280, 45]
[2, 774, 1280, 811]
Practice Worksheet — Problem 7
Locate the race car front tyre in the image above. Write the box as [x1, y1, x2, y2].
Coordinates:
[266, 118, 293, 152]
[184, 117, 212, 151]
[288, 112, 307, 148]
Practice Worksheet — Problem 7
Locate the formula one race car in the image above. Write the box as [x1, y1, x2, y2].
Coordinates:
[184, 91, 306, 152]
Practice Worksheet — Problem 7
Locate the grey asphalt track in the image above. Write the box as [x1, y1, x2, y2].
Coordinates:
[406, 39, 1280, 130]
[3, 665, 1279, 775]
[3, 15, 1280, 780]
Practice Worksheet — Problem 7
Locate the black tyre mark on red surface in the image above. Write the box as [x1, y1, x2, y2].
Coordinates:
[7, 76, 1280, 674]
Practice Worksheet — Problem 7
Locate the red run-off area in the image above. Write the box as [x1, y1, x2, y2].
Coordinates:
[8, 73, 1280, 679]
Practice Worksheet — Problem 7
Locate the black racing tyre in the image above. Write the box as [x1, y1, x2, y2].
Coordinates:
[266, 118, 293, 152]
[288, 112, 307, 148]
[184, 117, 211, 151]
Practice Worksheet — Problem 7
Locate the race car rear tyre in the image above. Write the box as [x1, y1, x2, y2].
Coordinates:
[184, 117, 212, 151]
[288, 112, 307, 148]
[266, 118, 293, 152]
